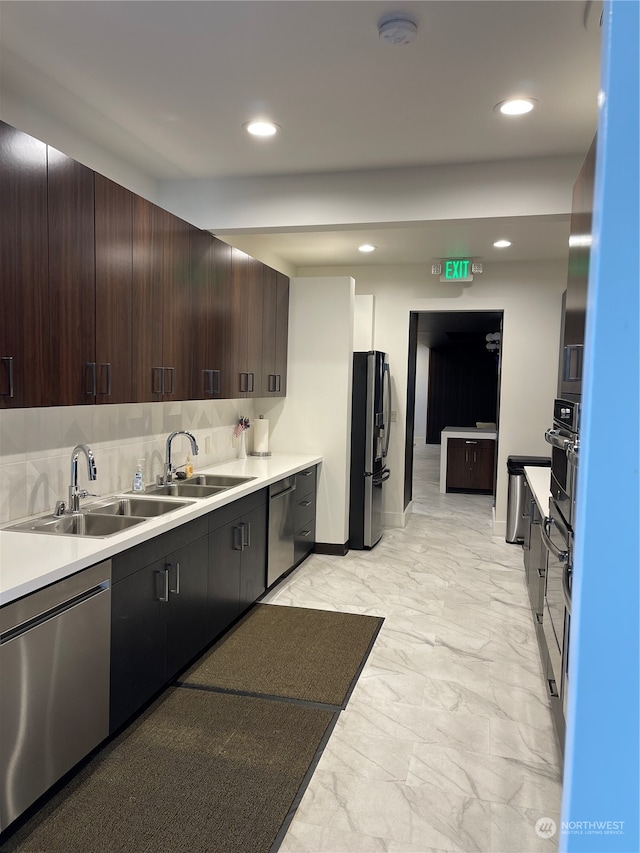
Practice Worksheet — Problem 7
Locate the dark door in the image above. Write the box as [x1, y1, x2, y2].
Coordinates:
[239, 504, 267, 608]
[109, 561, 166, 732]
[132, 196, 164, 401]
[230, 248, 263, 397]
[0, 122, 49, 408]
[165, 535, 209, 679]
[208, 522, 243, 640]
[94, 174, 133, 403]
[160, 209, 192, 401]
[47, 147, 96, 406]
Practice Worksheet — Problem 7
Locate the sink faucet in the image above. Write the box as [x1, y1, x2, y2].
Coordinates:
[68, 444, 97, 514]
[160, 430, 199, 485]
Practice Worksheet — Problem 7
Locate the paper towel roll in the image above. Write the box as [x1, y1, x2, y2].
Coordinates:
[253, 418, 270, 454]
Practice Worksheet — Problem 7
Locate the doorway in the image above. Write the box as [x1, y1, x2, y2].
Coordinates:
[404, 310, 503, 508]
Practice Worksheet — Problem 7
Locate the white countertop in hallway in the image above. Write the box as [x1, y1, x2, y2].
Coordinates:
[0, 453, 322, 606]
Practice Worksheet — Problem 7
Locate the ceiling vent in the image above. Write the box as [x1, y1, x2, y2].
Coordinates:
[377, 13, 418, 46]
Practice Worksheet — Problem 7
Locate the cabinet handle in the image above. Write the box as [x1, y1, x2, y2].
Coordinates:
[168, 561, 180, 595]
[86, 362, 97, 396]
[233, 525, 244, 551]
[473, 451, 477, 463]
[268, 374, 276, 393]
[563, 344, 584, 382]
[465, 450, 469, 463]
[213, 369, 221, 394]
[239, 373, 248, 393]
[152, 367, 164, 395]
[548, 678, 559, 698]
[156, 568, 169, 602]
[276, 374, 281, 392]
[299, 500, 312, 508]
[299, 530, 311, 538]
[100, 363, 111, 396]
[299, 470, 313, 477]
[465, 440, 478, 444]
[165, 367, 175, 395]
[204, 369, 221, 395]
[538, 567, 546, 578]
[241, 521, 251, 548]
[248, 373, 255, 392]
[1, 357, 14, 397]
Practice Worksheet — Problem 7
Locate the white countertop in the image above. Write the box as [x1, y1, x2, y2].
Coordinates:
[0, 453, 322, 606]
[440, 427, 498, 439]
[524, 465, 551, 519]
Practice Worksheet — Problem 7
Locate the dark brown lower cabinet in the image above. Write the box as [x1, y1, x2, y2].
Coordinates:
[293, 467, 317, 566]
[109, 519, 208, 733]
[446, 438, 495, 493]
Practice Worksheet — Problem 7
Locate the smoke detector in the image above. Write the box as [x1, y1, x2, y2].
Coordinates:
[378, 13, 418, 46]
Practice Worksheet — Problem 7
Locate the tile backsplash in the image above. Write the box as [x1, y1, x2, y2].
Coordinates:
[0, 400, 259, 524]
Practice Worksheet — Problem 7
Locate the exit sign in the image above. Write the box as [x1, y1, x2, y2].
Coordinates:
[442, 259, 473, 282]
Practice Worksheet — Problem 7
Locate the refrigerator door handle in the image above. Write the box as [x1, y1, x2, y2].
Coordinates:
[382, 362, 392, 458]
[372, 468, 391, 485]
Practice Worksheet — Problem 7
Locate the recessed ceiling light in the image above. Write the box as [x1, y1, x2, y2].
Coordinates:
[495, 98, 536, 116]
[493, 239, 512, 249]
[358, 244, 376, 253]
[244, 120, 280, 137]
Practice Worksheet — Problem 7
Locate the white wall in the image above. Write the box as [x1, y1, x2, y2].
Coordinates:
[257, 277, 355, 547]
[299, 261, 566, 535]
[159, 157, 583, 232]
[354, 295, 375, 351]
[414, 337, 430, 442]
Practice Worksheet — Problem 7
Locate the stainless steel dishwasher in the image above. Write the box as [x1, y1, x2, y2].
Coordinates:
[0, 560, 111, 831]
[268, 477, 296, 587]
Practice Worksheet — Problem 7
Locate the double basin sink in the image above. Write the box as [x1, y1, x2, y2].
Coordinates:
[6, 474, 256, 538]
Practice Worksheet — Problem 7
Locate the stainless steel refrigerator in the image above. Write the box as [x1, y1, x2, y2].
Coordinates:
[349, 351, 391, 549]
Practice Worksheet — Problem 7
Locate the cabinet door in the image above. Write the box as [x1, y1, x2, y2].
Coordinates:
[467, 440, 495, 491]
[274, 272, 289, 396]
[47, 147, 96, 406]
[446, 439, 470, 490]
[190, 228, 215, 399]
[160, 208, 192, 401]
[208, 522, 243, 640]
[109, 560, 166, 733]
[165, 535, 209, 679]
[0, 122, 49, 408]
[132, 197, 164, 401]
[239, 504, 267, 609]
[230, 248, 263, 398]
[95, 174, 133, 403]
[209, 237, 234, 398]
[260, 268, 289, 397]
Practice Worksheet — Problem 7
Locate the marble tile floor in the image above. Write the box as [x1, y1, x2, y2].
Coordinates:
[263, 443, 563, 853]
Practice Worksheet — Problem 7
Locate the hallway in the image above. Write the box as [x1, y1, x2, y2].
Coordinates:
[264, 443, 562, 852]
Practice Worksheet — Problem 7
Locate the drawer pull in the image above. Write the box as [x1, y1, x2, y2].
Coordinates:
[299, 529, 311, 538]
[299, 500, 312, 508]
[299, 470, 313, 477]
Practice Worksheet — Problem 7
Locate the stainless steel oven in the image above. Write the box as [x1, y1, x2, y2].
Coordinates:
[545, 398, 580, 530]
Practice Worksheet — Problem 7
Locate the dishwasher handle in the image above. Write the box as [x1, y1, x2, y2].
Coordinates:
[541, 519, 569, 563]
[269, 477, 296, 500]
[1, 582, 109, 644]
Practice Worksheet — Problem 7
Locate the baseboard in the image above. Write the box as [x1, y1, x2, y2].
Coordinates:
[314, 542, 349, 557]
[492, 508, 507, 540]
[383, 506, 410, 529]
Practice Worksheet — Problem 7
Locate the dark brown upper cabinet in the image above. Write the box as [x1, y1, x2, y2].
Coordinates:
[190, 232, 236, 399]
[0, 121, 49, 408]
[230, 248, 263, 398]
[132, 198, 192, 401]
[261, 267, 289, 397]
[94, 175, 134, 404]
[47, 147, 96, 406]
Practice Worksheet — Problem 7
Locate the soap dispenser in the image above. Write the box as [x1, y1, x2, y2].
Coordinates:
[132, 459, 146, 492]
[185, 454, 194, 478]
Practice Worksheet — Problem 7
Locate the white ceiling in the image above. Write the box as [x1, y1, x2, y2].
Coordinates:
[0, 0, 602, 268]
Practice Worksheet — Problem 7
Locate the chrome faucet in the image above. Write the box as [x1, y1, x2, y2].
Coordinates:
[159, 430, 199, 485]
[68, 444, 98, 513]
